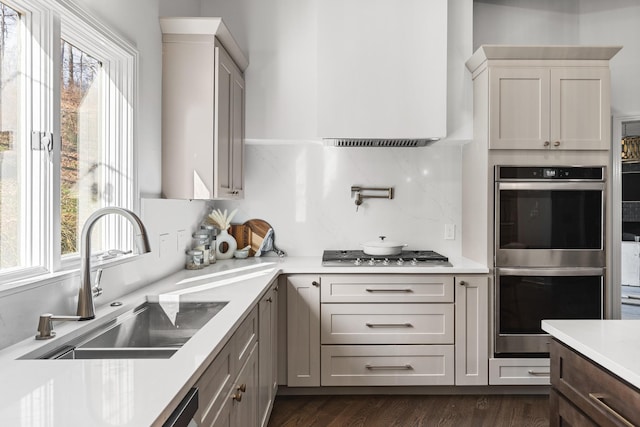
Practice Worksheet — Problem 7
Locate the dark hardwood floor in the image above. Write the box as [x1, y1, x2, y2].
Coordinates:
[268, 394, 549, 427]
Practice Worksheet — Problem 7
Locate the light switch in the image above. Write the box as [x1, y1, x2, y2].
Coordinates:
[159, 233, 171, 258]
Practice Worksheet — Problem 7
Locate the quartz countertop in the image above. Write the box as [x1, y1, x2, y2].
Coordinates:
[0, 256, 488, 426]
[542, 319, 640, 389]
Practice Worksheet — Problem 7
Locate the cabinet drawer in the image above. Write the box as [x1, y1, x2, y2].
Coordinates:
[489, 358, 550, 385]
[196, 341, 233, 427]
[321, 303, 454, 345]
[321, 345, 454, 386]
[320, 274, 454, 303]
[551, 339, 640, 427]
[550, 389, 598, 427]
[234, 306, 258, 374]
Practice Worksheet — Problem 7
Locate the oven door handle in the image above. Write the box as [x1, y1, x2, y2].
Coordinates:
[496, 267, 605, 276]
[496, 182, 606, 191]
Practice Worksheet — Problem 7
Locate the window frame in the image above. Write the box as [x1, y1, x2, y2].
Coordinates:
[0, 0, 138, 286]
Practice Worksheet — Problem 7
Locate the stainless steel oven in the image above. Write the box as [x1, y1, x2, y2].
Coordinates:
[495, 166, 605, 268]
[494, 166, 606, 356]
[495, 268, 604, 355]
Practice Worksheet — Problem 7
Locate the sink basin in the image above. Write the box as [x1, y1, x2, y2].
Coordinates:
[23, 300, 228, 360]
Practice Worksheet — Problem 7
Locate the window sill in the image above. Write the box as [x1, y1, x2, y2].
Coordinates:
[0, 253, 141, 299]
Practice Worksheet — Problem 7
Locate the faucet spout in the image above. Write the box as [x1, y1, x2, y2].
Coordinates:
[77, 207, 151, 320]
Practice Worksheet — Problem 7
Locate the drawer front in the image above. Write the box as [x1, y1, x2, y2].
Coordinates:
[489, 358, 550, 385]
[321, 345, 454, 386]
[320, 274, 454, 303]
[196, 341, 233, 427]
[551, 339, 640, 427]
[550, 389, 598, 427]
[234, 306, 258, 375]
[321, 303, 454, 344]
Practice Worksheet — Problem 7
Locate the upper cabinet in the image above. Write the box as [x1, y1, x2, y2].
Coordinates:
[160, 18, 248, 200]
[466, 45, 621, 150]
[316, 0, 448, 141]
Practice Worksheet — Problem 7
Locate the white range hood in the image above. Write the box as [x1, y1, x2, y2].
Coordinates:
[317, 0, 448, 145]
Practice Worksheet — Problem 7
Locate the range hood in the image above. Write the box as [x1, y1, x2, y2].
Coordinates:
[317, 0, 448, 145]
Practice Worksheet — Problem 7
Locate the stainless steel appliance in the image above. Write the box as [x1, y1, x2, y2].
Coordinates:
[494, 166, 606, 356]
[495, 267, 604, 355]
[495, 166, 605, 268]
[322, 250, 452, 267]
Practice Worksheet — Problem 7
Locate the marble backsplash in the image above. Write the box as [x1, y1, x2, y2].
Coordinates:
[215, 140, 463, 258]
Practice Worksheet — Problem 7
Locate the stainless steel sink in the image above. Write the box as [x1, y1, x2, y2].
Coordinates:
[23, 300, 228, 360]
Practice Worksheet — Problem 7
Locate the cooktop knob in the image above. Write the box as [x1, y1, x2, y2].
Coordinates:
[368, 258, 376, 266]
[354, 258, 362, 266]
[411, 258, 418, 266]
[396, 258, 405, 265]
[382, 258, 390, 266]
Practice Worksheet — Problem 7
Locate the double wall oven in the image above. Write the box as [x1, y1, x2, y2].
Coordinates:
[494, 166, 606, 356]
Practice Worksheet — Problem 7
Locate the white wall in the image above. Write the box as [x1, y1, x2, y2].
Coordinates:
[215, 142, 462, 258]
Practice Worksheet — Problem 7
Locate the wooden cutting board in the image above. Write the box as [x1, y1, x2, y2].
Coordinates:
[229, 219, 273, 256]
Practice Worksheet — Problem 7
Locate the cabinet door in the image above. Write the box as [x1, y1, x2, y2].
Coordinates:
[258, 284, 278, 427]
[550, 67, 610, 150]
[233, 342, 258, 427]
[489, 67, 550, 149]
[215, 44, 234, 199]
[287, 275, 321, 387]
[230, 67, 245, 198]
[455, 276, 489, 385]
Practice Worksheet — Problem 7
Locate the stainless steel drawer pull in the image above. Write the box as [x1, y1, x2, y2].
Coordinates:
[365, 364, 413, 370]
[589, 393, 634, 427]
[365, 322, 413, 328]
[527, 370, 550, 376]
[365, 288, 413, 293]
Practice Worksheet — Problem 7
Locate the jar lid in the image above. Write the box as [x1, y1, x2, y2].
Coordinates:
[192, 232, 209, 239]
[186, 249, 204, 256]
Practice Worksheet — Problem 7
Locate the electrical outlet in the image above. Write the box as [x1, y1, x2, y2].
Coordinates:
[177, 229, 187, 252]
[444, 224, 455, 240]
[159, 233, 171, 258]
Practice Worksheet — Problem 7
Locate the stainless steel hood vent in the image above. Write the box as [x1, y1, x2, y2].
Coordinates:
[324, 138, 439, 148]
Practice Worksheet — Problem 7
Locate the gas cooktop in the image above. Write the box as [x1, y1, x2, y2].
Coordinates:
[322, 250, 452, 267]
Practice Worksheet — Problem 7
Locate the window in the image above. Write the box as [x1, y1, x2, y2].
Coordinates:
[0, 0, 137, 283]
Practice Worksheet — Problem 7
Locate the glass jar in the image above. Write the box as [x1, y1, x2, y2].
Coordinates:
[192, 232, 211, 266]
[200, 225, 217, 264]
[185, 249, 204, 270]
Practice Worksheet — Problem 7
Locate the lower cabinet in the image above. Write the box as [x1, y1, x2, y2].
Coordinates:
[194, 279, 279, 427]
[286, 274, 489, 388]
[489, 358, 550, 385]
[550, 339, 640, 427]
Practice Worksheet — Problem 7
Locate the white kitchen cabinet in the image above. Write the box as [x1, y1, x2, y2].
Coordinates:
[466, 45, 620, 151]
[488, 67, 610, 150]
[286, 275, 320, 387]
[160, 18, 247, 200]
[258, 281, 278, 427]
[195, 307, 258, 427]
[455, 276, 489, 385]
[489, 357, 550, 386]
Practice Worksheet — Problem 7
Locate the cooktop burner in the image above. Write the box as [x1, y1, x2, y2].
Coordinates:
[322, 250, 452, 267]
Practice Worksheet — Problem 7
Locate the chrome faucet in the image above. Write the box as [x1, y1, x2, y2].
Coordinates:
[77, 207, 151, 320]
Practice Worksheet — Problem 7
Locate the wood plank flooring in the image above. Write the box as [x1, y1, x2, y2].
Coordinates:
[268, 394, 549, 427]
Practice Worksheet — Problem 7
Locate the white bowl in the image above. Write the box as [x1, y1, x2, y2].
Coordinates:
[234, 250, 249, 259]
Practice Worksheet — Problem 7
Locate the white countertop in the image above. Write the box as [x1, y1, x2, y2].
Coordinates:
[542, 319, 640, 389]
[0, 256, 488, 426]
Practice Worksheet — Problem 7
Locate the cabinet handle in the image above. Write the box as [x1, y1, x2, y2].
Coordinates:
[312, 281, 319, 287]
[544, 140, 550, 147]
[274, 285, 279, 292]
[365, 322, 413, 328]
[553, 140, 561, 147]
[365, 288, 412, 293]
[365, 364, 413, 370]
[232, 392, 242, 402]
[266, 297, 273, 303]
[459, 281, 467, 287]
[527, 370, 550, 376]
[237, 384, 246, 392]
[589, 393, 634, 427]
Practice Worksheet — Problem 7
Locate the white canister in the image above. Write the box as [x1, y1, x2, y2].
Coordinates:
[216, 229, 237, 260]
